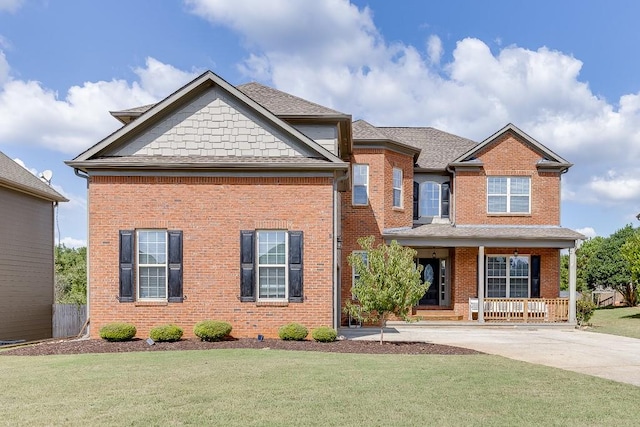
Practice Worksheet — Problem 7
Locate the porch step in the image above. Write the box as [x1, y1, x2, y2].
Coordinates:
[413, 310, 463, 321]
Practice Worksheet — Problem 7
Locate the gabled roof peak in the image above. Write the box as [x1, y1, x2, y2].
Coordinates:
[450, 123, 572, 170]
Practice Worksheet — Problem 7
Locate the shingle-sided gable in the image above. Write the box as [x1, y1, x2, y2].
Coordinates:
[110, 86, 313, 159]
[68, 71, 345, 171]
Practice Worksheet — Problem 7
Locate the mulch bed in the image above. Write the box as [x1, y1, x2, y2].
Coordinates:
[0, 337, 480, 356]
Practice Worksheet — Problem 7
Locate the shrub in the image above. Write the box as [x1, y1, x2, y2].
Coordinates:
[311, 326, 337, 343]
[194, 320, 232, 342]
[149, 324, 183, 342]
[577, 293, 597, 326]
[278, 323, 308, 341]
[99, 322, 136, 342]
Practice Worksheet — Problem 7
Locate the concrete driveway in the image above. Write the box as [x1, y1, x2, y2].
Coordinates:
[340, 325, 640, 387]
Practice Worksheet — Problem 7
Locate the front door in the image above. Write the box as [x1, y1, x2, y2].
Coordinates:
[418, 258, 440, 306]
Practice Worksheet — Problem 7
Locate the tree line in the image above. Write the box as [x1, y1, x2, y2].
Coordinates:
[562, 224, 640, 306]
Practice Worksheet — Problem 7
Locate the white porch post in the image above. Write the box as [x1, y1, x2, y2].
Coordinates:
[478, 246, 485, 323]
[568, 245, 577, 324]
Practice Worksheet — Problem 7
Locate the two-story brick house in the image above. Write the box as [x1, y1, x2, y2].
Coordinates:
[67, 70, 582, 338]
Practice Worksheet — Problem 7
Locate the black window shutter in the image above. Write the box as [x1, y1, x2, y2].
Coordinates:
[531, 255, 541, 298]
[167, 230, 183, 303]
[413, 181, 420, 220]
[240, 231, 256, 302]
[119, 230, 135, 302]
[441, 182, 450, 218]
[288, 231, 304, 302]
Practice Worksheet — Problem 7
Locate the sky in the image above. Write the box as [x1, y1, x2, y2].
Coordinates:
[1, 0, 639, 247]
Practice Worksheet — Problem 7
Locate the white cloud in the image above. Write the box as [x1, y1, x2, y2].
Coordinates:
[427, 35, 443, 66]
[57, 237, 86, 249]
[575, 227, 597, 239]
[186, 0, 640, 217]
[0, 0, 23, 13]
[12, 157, 38, 175]
[0, 56, 199, 155]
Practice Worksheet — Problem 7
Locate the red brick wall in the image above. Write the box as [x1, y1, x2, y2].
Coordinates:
[339, 148, 414, 323]
[88, 175, 335, 339]
[455, 132, 561, 226]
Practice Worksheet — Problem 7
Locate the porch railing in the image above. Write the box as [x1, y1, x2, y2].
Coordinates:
[480, 298, 569, 323]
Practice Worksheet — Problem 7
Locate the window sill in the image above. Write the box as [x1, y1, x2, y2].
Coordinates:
[487, 213, 532, 217]
[352, 203, 369, 208]
[256, 301, 289, 307]
[135, 301, 168, 307]
[392, 207, 404, 211]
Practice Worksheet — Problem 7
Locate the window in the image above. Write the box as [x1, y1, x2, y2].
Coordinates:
[352, 164, 369, 205]
[239, 230, 304, 303]
[392, 168, 403, 208]
[118, 230, 183, 303]
[419, 182, 440, 217]
[137, 230, 167, 300]
[486, 255, 530, 298]
[257, 231, 287, 299]
[351, 250, 368, 299]
[487, 177, 530, 214]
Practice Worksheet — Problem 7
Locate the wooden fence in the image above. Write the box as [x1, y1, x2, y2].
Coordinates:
[53, 304, 87, 337]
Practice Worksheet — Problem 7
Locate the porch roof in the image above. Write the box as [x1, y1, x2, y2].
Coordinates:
[382, 223, 585, 248]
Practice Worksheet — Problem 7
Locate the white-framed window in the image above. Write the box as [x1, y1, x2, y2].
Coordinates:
[419, 181, 440, 217]
[392, 167, 403, 208]
[487, 177, 530, 214]
[257, 230, 288, 300]
[486, 255, 530, 298]
[351, 250, 368, 299]
[137, 230, 167, 300]
[352, 164, 369, 205]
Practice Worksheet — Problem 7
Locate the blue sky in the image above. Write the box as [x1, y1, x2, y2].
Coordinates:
[1, 0, 639, 247]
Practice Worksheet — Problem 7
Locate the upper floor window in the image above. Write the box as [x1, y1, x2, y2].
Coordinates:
[392, 168, 403, 208]
[414, 181, 450, 219]
[352, 164, 369, 205]
[487, 177, 530, 214]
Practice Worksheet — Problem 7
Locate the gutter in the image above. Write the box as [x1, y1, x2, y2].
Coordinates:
[74, 169, 91, 337]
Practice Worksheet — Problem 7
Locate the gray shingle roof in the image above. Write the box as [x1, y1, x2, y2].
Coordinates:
[385, 223, 585, 241]
[378, 127, 477, 170]
[0, 150, 67, 202]
[352, 119, 393, 140]
[237, 82, 348, 117]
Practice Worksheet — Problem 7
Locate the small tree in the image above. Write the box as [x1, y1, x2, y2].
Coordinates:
[345, 236, 429, 343]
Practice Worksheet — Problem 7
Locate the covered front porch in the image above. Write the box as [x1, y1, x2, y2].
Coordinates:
[384, 223, 585, 325]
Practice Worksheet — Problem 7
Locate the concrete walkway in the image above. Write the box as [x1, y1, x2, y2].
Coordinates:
[339, 325, 640, 387]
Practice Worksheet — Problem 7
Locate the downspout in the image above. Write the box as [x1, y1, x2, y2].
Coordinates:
[445, 165, 456, 225]
[74, 168, 91, 337]
[333, 169, 349, 330]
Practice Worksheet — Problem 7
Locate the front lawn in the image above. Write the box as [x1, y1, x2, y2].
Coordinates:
[1, 349, 639, 426]
[588, 306, 640, 339]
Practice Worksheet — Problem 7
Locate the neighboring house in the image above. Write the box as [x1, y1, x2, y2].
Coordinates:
[0, 151, 67, 341]
[66, 70, 583, 339]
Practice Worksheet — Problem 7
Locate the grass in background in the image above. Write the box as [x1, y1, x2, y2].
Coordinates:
[589, 306, 640, 339]
[1, 349, 640, 426]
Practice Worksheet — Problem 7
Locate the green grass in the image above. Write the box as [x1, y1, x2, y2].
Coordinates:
[589, 306, 640, 339]
[1, 350, 639, 426]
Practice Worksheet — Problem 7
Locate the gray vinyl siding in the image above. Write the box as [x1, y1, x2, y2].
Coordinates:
[0, 186, 54, 341]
